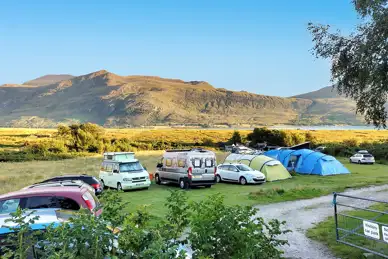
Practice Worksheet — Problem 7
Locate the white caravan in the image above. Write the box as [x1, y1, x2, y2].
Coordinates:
[99, 152, 151, 191]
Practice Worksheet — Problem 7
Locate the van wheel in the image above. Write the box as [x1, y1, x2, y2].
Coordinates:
[179, 179, 188, 190]
[100, 180, 106, 189]
[239, 177, 247, 185]
[216, 175, 222, 183]
[358, 160, 362, 164]
[117, 183, 123, 191]
[155, 174, 161, 185]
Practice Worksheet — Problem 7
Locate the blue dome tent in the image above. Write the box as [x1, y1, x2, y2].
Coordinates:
[264, 149, 350, 176]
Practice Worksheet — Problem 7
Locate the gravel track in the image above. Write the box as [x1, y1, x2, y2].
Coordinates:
[255, 185, 388, 259]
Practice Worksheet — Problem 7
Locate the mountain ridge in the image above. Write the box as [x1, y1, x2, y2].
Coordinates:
[0, 70, 365, 127]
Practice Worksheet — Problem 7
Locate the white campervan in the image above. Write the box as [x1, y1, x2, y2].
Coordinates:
[99, 152, 151, 191]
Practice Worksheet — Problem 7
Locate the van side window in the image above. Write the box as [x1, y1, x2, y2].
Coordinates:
[193, 158, 202, 168]
[165, 159, 172, 167]
[178, 159, 186, 167]
[106, 164, 113, 172]
[100, 162, 106, 171]
[205, 159, 213, 167]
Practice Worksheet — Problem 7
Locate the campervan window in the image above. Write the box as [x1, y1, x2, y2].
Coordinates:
[119, 162, 143, 173]
[106, 164, 113, 171]
[178, 159, 186, 167]
[193, 158, 202, 168]
[165, 159, 172, 167]
[205, 159, 213, 167]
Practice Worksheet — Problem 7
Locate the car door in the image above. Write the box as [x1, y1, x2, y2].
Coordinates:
[218, 165, 228, 180]
[227, 165, 239, 182]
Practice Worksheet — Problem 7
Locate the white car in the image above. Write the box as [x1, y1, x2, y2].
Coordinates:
[349, 153, 375, 164]
[216, 164, 266, 185]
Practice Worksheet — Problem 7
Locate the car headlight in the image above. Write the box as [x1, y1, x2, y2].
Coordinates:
[123, 178, 132, 182]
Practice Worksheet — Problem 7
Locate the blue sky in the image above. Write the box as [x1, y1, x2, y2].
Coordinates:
[0, 0, 359, 96]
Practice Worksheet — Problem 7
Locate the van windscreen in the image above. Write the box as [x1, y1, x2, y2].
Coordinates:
[119, 162, 143, 173]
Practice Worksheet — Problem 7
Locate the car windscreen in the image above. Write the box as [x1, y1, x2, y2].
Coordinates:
[363, 154, 373, 158]
[236, 165, 253, 171]
[119, 162, 143, 173]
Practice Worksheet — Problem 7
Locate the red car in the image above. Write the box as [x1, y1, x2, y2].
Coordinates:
[0, 186, 102, 217]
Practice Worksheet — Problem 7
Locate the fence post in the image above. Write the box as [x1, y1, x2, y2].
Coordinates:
[333, 192, 339, 241]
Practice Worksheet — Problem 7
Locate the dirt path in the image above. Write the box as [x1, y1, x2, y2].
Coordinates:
[255, 184, 388, 259]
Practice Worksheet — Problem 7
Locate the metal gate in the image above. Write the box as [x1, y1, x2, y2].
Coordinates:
[333, 192, 388, 258]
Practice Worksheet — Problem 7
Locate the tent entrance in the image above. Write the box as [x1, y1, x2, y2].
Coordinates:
[287, 155, 301, 171]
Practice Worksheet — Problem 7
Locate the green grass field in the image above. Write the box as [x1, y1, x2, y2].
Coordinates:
[1, 152, 388, 220]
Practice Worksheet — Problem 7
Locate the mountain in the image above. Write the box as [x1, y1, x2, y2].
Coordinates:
[293, 86, 341, 99]
[0, 70, 365, 127]
[292, 86, 364, 125]
[23, 74, 74, 86]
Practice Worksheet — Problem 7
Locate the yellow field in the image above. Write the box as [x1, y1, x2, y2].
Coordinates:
[0, 128, 388, 152]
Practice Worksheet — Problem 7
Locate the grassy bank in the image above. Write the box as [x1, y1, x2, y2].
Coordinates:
[1, 153, 388, 219]
[307, 203, 388, 259]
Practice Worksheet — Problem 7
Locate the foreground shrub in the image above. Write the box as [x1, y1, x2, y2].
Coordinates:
[188, 194, 289, 259]
[1, 191, 289, 259]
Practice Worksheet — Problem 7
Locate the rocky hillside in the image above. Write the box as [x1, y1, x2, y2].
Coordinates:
[0, 70, 364, 127]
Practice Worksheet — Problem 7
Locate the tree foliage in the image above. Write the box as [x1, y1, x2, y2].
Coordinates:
[2, 191, 289, 259]
[308, 0, 388, 127]
[230, 131, 242, 144]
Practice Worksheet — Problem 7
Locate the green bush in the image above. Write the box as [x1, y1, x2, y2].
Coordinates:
[5, 191, 289, 259]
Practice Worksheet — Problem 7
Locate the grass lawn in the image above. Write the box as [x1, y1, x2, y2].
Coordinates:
[1, 152, 388, 220]
[307, 203, 388, 259]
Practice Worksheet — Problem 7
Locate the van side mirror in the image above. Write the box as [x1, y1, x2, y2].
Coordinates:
[113, 169, 118, 174]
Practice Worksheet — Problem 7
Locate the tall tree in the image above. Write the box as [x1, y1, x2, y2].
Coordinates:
[308, 0, 388, 127]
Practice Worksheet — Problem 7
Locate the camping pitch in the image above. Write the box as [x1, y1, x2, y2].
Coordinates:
[264, 149, 350, 176]
[223, 154, 292, 181]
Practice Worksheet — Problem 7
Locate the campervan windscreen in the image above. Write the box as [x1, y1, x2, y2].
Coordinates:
[119, 162, 143, 173]
[236, 165, 253, 171]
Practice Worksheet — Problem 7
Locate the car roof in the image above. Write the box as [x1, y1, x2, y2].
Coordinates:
[28, 180, 86, 188]
[0, 186, 86, 200]
[219, 163, 249, 166]
[49, 175, 94, 178]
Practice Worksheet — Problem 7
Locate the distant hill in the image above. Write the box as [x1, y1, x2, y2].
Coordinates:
[23, 74, 74, 86]
[293, 86, 341, 99]
[0, 70, 365, 127]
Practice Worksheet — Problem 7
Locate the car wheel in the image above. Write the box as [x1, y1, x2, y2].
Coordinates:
[179, 179, 188, 190]
[216, 175, 222, 183]
[117, 183, 123, 191]
[155, 174, 161, 185]
[358, 160, 362, 164]
[205, 185, 211, 188]
[239, 177, 247, 185]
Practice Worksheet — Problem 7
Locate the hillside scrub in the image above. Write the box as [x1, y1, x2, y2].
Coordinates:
[1, 125, 388, 162]
[2, 191, 289, 259]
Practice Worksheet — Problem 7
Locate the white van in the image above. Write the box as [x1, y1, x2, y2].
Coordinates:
[99, 152, 151, 191]
[154, 149, 217, 189]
